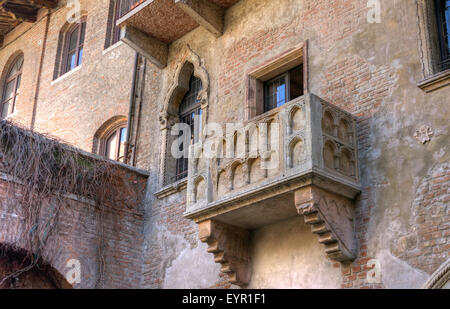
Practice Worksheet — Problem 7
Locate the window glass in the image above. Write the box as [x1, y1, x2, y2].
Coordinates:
[264, 65, 304, 113]
[63, 21, 86, 74]
[176, 75, 203, 181]
[104, 126, 127, 162]
[2, 55, 23, 117]
[68, 28, 78, 52]
[265, 75, 287, 112]
[436, 0, 450, 69]
[289, 65, 304, 100]
[67, 52, 76, 71]
[106, 133, 118, 161]
[3, 81, 15, 101]
[118, 127, 127, 162]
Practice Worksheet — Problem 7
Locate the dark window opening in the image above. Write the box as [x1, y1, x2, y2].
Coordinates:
[436, 0, 450, 70]
[264, 65, 304, 113]
[63, 21, 86, 75]
[175, 75, 203, 182]
[1, 54, 23, 118]
[105, 0, 124, 48]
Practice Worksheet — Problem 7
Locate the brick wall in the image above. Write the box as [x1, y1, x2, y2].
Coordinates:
[0, 160, 148, 289]
[0, 0, 449, 289]
[0, 0, 139, 153]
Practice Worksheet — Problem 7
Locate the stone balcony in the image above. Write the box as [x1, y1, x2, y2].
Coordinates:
[117, 0, 240, 68]
[183, 93, 361, 286]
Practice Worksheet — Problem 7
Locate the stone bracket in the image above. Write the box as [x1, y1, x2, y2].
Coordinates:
[120, 25, 168, 69]
[198, 220, 251, 287]
[175, 0, 224, 37]
[295, 186, 357, 262]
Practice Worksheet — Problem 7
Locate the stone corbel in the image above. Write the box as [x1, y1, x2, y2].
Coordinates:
[294, 186, 357, 262]
[198, 220, 251, 287]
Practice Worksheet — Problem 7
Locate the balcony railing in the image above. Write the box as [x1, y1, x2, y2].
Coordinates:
[184, 93, 360, 227]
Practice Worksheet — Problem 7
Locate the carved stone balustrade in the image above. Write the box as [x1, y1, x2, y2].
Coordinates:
[184, 93, 361, 287]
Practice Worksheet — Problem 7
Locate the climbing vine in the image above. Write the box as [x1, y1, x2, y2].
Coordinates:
[0, 120, 138, 288]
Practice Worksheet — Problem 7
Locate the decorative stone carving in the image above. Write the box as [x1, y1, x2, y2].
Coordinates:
[414, 125, 434, 144]
[160, 45, 210, 127]
[158, 45, 210, 188]
[294, 186, 356, 262]
[423, 259, 450, 289]
[198, 220, 251, 287]
[186, 94, 360, 285]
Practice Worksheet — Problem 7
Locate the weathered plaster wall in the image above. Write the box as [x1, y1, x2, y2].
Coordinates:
[141, 0, 449, 289]
[248, 217, 342, 289]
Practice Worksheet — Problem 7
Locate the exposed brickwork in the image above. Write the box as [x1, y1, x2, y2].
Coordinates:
[340, 188, 384, 289]
[0, 1, 137, 153]
[393, 162, 450, 274]
[0, 162, 148, 288]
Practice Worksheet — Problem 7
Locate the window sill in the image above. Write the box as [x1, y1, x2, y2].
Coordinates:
[154, 178, 188, 199]
[247, 95, 305, 123]
[102, 41, 124, 55]
[417, 69, 450, 92]
[51, 65, 82, 86]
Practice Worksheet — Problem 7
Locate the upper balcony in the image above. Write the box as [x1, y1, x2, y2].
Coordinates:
[117, 0, 240, 68]
[182, 93, 361, 286]
[0, 0, 58, 44]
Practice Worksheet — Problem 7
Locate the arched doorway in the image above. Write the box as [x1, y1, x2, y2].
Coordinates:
[0, 245, 72, 289]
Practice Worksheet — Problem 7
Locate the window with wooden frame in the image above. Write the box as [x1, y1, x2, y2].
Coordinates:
[247, 45, 306, 119]
[1, 54, 23, 118]
[61, 20, 86, 76]
[417, 1, 450, 91]
[102, 125, 128, 162]
[105, 0, 142, 49]
[436, 0, 450, 71]
[174, 75, 203, 182]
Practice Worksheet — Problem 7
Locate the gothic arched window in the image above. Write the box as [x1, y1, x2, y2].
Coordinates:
[175, 75, 203, 181]
[1, 54, 23, 118]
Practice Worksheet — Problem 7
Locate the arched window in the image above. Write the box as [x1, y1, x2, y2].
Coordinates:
[103, 125, 127, 162]
[62, 20, 86, 75]
[175, 75, 203, 181]
[1, 54, 23, 118]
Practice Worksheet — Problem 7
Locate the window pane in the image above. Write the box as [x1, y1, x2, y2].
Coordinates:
[68, 27, 79, 52]
[1, 102, 8, 118]
[16, 74, 21, 91]
[445, 0, 450, 51]
[67, 52, 77, 71]
[106, 133, 118, 160]
[8, 56, 23, 78]
[265, 75, 287, 111]
[2, 80, 15, 102]
[80, 22, 86, 44]
[118, 128, 127, 162]
[78, 47, 83, 65]
[289, 65, 304, 100]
